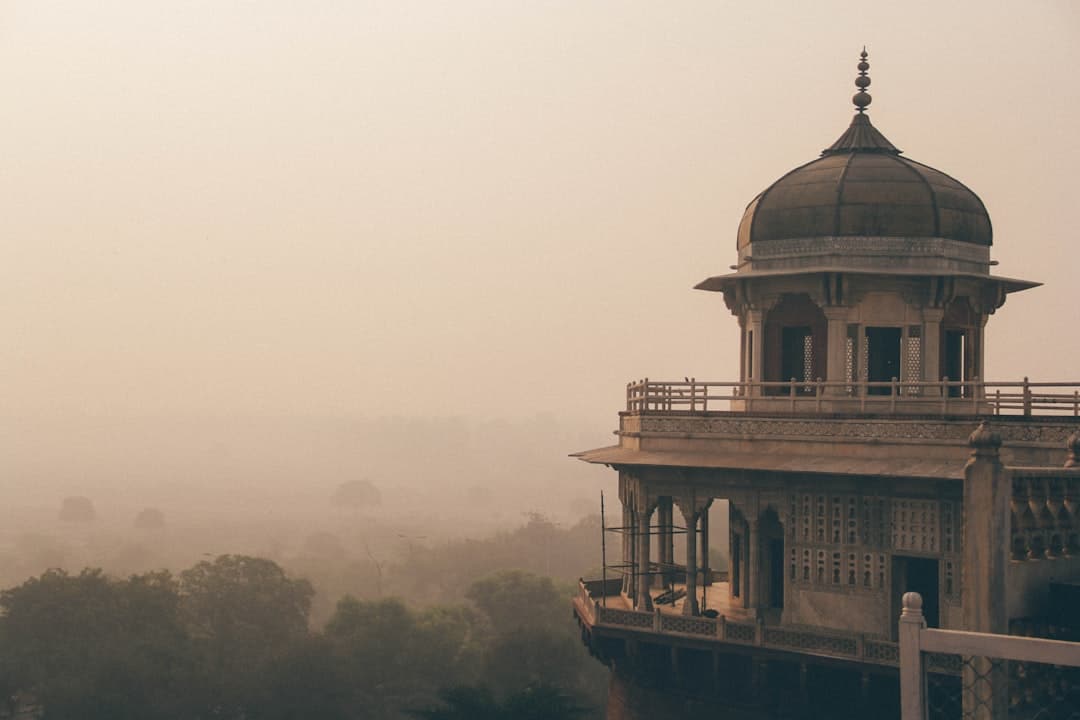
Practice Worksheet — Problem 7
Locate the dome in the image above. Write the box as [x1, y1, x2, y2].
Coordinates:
[737, 114, 992, 249]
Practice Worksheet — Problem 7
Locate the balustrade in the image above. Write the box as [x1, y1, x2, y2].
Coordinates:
[625, 377, 1080, 416]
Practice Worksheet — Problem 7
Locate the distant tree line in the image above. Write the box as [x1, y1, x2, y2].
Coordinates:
[0, 556, 602, 720]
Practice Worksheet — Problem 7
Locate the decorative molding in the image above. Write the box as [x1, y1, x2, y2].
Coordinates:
[634, 416, 1077, 445]
[743, 236, 989, 264]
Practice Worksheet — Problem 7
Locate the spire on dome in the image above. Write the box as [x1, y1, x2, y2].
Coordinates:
[821, 48, 902, 156]
[853, 47, 872, 113]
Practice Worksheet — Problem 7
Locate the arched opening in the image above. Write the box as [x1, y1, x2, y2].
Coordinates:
[759, 508, 785, 611]
[764, 294, 827, 394]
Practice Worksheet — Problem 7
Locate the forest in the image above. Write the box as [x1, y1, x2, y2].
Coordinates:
[0, 524, 608, 720]
[0, 416, 729, 719]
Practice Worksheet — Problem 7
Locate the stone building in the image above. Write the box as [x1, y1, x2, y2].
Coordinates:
[571, 51, 1080, 719]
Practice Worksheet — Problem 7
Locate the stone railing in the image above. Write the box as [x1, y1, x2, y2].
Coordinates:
[578, 586, 899, 667]
[625, 378, 1080, 417]
[1009, 467, 1080, 560]
[898, 592, 1080, 720]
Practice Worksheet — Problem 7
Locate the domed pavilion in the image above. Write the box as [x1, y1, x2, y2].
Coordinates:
[571, 50, 1080, 720]
[697, 50, 1036, 404]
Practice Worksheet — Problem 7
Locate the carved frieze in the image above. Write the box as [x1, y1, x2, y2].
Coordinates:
[633, 415, 1077, 445]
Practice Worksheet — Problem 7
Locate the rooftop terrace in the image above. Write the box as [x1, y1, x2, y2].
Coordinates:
[625, 378, 1080, 417]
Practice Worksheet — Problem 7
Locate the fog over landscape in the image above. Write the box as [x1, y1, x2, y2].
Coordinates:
[1, 2, 1078, 718]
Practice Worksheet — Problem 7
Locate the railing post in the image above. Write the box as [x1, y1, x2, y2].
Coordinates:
[1074, 390, 1078, 417]
[942, 376, 950, 415]
[963, 423, 1010, 720]
[971, 376, 979, 414]
[994, 388, 1001, 415]
[890, 377, 898, 412]
[898, 592, 926, 720]
[1023, 376, 1031, 417]
[790, 378, 797, 412]
[815, 377, 823, 412]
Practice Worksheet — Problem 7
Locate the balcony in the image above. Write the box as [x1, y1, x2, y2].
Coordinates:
[625, 378, 1080, 417]
[574, 578, 906, 669]
[573, 378, 1080, 483]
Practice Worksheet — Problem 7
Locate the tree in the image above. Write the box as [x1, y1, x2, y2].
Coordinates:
[247, 635, 352, 720]
[57, 496, 95, 523]
[466, 570, 565, 635]
[412, 684, 589, 720]
[465, 571, 606, 708]
[0, 568, 192, 720]
[324, 597, 481, 719]
[133, 507, 166, 530]
[178, 555, 314, 716]
[410, 685, 502, 720]
[331, 479, 382, 510]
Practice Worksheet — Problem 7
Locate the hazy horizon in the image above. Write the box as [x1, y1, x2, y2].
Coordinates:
[4, 2, 1079, 473]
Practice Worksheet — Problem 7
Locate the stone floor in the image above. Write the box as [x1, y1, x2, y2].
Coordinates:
[602, 580, 769, 621]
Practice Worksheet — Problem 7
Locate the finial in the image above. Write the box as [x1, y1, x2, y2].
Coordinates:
[968, 422, 1002, 454]
[853, 47, 872, 114]
[1065, 431, 1080, 468]
[901, 591, 924, 615]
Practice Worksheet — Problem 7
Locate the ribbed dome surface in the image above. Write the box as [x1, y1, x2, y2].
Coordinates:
[737, 115, 992, 249]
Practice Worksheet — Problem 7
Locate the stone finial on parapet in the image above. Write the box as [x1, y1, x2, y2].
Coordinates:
[967, 421, 1002, 465]
[1065, 431, 1080, 468]
[901, 592, 924, 621]
[898, 591, 927, 719]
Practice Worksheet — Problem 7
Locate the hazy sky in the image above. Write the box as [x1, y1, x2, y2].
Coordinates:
[3, 1, 1079, 427]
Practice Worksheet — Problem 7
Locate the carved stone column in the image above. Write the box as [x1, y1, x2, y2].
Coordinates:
[746, 309, 765, 393]
[622, 503, 635, 598]
[635, 495, 656, 612]
[657, 497, 674, 587]
[684, 505, 698, 616]
[747, 517, 761, 611]
[823, 306, 849, 392]
[675, 493, 712, 616]
[973, 314, 989, 385]
[962, 423, 1008, 720]
[963, 423, 1008, 633]
[700, 510, 711, 586]
[922, 307, 944, 393]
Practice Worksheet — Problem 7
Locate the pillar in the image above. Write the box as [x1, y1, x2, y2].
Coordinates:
[974, 314, 989, 387]
[622, 503, 635, 598]
[657, 497, 674, 587]
[676, 494, 710, 616]
[962, 423, 1009, 720]
[898, 592, 926, 720]
[824, 306, 849, 392]
[700, 510, 711, 586]
[682, 503, 699, 616]
[746, 518, 761, 611]
[636, 500, 654, 612]
[963, 423, 1008, 632]
[746, 309, 764, 393]
[922, 308, 943, 393]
